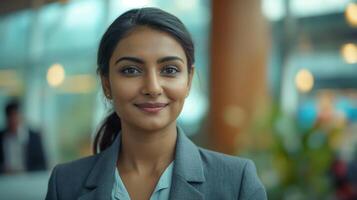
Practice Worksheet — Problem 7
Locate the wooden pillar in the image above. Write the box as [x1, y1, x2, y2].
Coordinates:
[209, 0, 269, 154]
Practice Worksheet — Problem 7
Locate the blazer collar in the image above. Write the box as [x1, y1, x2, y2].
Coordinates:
[169, 126, 205, 200]
[173, 126, 205, 182]
[79, 126, 205, 200]
[79, 134, 120, 200]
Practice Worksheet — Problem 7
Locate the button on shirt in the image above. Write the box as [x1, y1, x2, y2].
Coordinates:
[111, 161, 174, 200]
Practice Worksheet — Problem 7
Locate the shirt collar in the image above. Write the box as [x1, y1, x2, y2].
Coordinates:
[153, 161, 174, 193]
[113, 161, 175, 199]
[113, 169, 130, 199]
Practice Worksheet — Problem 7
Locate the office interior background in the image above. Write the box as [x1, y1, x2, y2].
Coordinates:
[0, 0, 356, 199]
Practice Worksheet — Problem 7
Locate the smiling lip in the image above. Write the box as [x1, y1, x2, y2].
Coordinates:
[135, 103, 168, 113]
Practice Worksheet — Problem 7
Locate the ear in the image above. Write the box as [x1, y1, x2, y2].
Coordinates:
[186, 65, 195, 97]
[100, 74, 112, 99]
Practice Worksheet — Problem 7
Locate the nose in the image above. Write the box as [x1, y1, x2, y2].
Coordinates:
[141, 71, 163, 97]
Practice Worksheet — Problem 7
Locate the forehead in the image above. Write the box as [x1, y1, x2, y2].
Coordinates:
[111, 26, 186, 62]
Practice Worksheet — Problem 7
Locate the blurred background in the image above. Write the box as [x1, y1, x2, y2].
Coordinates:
[0, 0, 356, 199]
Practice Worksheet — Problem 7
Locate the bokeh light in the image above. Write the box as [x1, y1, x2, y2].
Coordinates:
[345, 3, 357, 27]
[47, 63, 65, 87]
[341, 43, 357, 64]
[295, 69, 314, 93]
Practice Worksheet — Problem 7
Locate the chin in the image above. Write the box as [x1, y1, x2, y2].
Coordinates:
[134, 118, 174, 132]
[141, 122, 168, 132]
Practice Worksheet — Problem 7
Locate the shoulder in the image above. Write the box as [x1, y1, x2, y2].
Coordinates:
[46, 154, 100, 199]
[52, 154, 99, 178]
[198, 147, 250, 172]
[49, 154, 100, 188]
[197, 148, 267, 199]
[46, 154, 98, 199]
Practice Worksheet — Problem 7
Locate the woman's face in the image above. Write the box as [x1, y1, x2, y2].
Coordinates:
[103, 26, 194, 132]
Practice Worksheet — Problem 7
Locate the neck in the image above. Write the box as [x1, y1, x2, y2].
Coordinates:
[118, 122, 177, 174]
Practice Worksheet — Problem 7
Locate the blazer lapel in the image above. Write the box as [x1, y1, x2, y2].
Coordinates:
[169, 127, 205, 200]
[170, 174, 204, 200]
[78, 135, 121, 200]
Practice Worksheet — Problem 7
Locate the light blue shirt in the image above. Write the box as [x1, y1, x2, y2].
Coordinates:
[111, 161, 174, 200]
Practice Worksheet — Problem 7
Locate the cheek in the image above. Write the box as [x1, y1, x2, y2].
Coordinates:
[110, 81, 138, 119]
[110, 79, 139, 103]
[165, 79, 189, 101]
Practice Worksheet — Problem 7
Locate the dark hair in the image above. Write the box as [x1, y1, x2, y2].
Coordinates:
[5, 99, 19, 118]
[93, 7, 195, 154]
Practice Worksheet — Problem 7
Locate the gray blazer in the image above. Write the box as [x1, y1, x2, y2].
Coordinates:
[46, 127, 267, 200]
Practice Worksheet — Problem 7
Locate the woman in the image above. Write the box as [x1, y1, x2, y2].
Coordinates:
[46, 7, 266, 200]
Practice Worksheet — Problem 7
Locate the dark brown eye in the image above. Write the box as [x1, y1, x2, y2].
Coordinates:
[161, 66, 180, 76]
[120, 66, 142, 76]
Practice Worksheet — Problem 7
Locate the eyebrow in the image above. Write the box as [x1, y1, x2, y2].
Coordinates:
[115, 56, 184, 65]
[157, 56, 184, 63]
[115, 57, 144, 64]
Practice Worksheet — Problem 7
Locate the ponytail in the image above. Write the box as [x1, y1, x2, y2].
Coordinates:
[93, 111, 121, 154]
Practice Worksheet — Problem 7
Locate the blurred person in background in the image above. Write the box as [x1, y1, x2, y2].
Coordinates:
[46, 7, 266, 200]
[0, 99, 47, 174]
